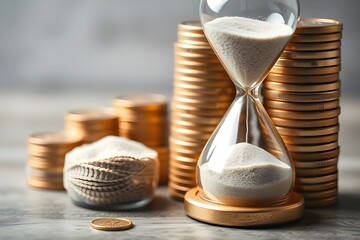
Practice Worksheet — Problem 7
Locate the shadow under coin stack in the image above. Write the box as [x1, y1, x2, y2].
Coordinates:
[65, 109, 119, 143]
[113, 94, 169, 184]
[169, 21, 235, 199]
[262, 18, 342, 208]
[27, 132, 83, 190]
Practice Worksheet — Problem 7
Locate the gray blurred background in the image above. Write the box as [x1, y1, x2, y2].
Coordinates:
[1, 0, 360, 162]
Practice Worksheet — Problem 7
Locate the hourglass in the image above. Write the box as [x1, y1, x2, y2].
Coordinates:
[184, 0, 304, 226]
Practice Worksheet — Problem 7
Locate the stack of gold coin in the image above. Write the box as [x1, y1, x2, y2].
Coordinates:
[27, 132, 83, 190]
[263, 18, 342, 208]
[170, 21, 235, 199]
[65, 108, 119, 143]
[113, 94, 169, 184]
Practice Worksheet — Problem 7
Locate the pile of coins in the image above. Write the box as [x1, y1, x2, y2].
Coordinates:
[170, 21, 235, 199]
[27, 132, 82, 190]
[65, 108, 119, 143]
[263, 18, 342, 208]
[113, 94, 169, 184]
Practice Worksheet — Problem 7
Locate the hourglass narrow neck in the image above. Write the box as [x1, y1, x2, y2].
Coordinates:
[235, 85, 261, 99]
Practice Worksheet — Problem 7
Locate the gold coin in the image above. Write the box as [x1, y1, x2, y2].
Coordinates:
[295, 172, 338, 185]
[28, 156, 64, 169]
[174, 51, 219, 63]
[119, 121, 167, 130]
[170, 152, 198, 163]
[270, 65, 341, 75]
[175, 69, 230, 79]
[304, 195, 337, 208]
[170, 137, 209, 152]
[177, 21, 203, 34]
[28, 166, 63, 179]
[169, 167, 196, 180]
[174, 91, 234, 102]
[264, 100, 339, 111]
[287, 141, 338, 153]
[174, 43, 214, 54]
[173, 97, 231, 109]
[169, 175, 196, 187]
[173, 86, 234, 97]
[28, 132, 83, 146]
[266, 73, 339, 84]
[66, 108, 118, 123]
[293, 157, 338, 169]
[174, 74, 232, 84]
[172, 96, 232, 108]
[290, 147, 340, 161]
[170, 160, 197, 171]
[115, 108, 168, 117]
[291, 32, 342, 43]
[175, 62, 225, 72]
[65, 122, 118, 132]
[168, 181, 194, 192]
[175, 58, 224, 69]
[27, 144, 78, 156]
[177, 31, 207, 41]
[177, 39, 210, 46]
[282, 133, 338, 145]
[170, 147, 202, 158]
[295, 18, 343, 35]
[91, 218, 133, 231]
[177, 37, 208, 46]
[172, 119, 218, 131]
[296, 164, 338, 177]
[113, 94, 167, 111]
[171, 126, 214, 136]
[280, 49, 341, 60]
[172, 112, 223, 125]
[301, 188, 338, 200]
[170, 141, 205, 154]
[271, 117, 338, 128]
[174, 82, 233, 92]
[170, 159, 198, 169]
[276, 125, 339, 137]
[262, 89, 340, 102]
[172, 105, 227, 117]
[264, 81, 341, 93]
[28, 176, 64, 191]
[285, 41, 341, 51]
[275, 58, 341, 68]
[170, 152, 200, 163]
[267, 108, 340, 120]
[294, 180, 337, 192]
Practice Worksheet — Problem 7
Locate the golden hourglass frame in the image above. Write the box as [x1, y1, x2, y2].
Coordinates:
[184, 0, 304, 227]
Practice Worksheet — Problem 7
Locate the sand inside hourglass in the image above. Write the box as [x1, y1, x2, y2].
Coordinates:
[200, 143, 292, 203]
[204, 16, 293, 89]
[199, 17, 294, 204]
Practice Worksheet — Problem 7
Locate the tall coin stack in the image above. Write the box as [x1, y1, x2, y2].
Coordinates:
[262, 18, 342, 208]
[27, 132, 83, 190]
[170, 21, 235, 199]
[65, 108, 119, 143]
[113, 94, 169, 184]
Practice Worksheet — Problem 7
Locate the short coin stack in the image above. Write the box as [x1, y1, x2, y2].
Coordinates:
[65, 108, 119, 143]
[262, 18, 342, 208]
[113, 94, 169, 184]
[27, 132, 83, 190]
[170, 21, 235, 199]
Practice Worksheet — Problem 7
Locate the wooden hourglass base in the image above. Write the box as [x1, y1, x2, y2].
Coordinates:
[184, 188, 304, 227]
